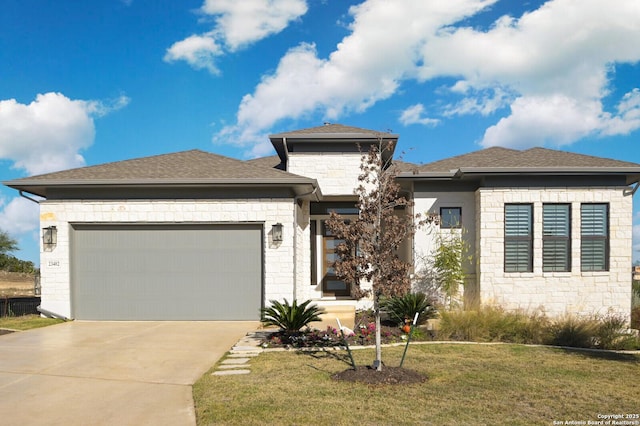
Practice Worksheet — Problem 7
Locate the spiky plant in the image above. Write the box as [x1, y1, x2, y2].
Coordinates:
[381, 292, 437, 327]
[260, 299, 324, 332]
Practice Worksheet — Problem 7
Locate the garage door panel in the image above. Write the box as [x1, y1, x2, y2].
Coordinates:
[71, 224, 263, 320]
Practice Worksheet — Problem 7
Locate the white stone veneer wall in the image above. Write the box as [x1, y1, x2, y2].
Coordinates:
[38, 198, 297, 319]
[477, 187, 633, 321]
[287, 153, 363, 196]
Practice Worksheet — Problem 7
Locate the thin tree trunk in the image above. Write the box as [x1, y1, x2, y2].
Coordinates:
[374, 294, 382, 371]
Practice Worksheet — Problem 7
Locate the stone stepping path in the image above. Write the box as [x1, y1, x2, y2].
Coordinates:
[211, 331, 269, 376]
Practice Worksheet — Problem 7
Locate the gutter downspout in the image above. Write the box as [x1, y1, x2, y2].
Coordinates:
[37, 306, 69, 320]
[624, 181, 639, 196]
[19, 190, 40, 204]
[282, 137, 289, 171]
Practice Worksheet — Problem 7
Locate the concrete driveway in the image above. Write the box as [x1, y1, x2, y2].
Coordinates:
[0, 321, 257, 425]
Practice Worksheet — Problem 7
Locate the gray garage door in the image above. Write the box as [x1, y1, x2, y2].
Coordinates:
[71, 224, 263, 320]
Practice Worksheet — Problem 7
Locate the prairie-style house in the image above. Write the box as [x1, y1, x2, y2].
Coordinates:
[5, 124, 639, 323]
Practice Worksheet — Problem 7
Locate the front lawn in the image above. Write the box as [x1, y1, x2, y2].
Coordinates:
[194, 343, 639, 425]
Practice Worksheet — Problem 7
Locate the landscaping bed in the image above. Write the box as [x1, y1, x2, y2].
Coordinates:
[261, 310, 434, 349]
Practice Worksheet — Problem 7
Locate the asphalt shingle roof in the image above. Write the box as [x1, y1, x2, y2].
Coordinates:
[8, 149, 310, 183]
[418, 147, 640, 172]
[270, 123, 395, 138]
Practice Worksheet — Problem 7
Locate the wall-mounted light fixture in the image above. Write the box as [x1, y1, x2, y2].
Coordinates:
[272, 223, 283, 243]
[42, 226, 57, 250]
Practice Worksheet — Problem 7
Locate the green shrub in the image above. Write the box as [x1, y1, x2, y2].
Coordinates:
[381, 292, 437, 326]
[260, 299, 324, 333]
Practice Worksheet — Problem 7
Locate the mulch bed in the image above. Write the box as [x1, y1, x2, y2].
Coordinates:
[332, 365, 427, 385]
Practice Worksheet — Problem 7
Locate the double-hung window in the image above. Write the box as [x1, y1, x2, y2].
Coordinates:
[504, 204, 533, 272]
[581, 203, 609, 271]
[542, 204, 571, 272]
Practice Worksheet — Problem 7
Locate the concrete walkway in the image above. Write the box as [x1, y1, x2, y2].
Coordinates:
[210, 331, 269, 376]
[0, 321, 257, 426]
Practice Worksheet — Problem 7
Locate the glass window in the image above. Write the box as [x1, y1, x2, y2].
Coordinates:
[581, 204, 609, 271]
[504, 204, 533, 272]
[440, 207, 462, 229]
[543, 204, 571, 272]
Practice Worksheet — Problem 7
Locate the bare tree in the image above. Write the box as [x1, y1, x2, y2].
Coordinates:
[326, 138, 418, 371]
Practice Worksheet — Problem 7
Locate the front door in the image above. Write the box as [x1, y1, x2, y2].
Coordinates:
[322, 221, 350, 297]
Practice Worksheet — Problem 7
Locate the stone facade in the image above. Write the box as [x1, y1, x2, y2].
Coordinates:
[476, 187, 633, 320]
[287, 152, 363, 196]
[38, 198, 298, 318]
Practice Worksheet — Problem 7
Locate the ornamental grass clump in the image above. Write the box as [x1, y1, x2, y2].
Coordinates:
[545, 314, 599, 348]
[439, 305, 549, 344]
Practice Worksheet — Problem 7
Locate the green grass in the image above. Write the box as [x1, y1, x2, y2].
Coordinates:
[0, 314, 65, 331]
[194, 344, 639, 425]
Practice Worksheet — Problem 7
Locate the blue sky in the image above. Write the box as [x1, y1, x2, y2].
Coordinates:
[1, 0, 640, 266]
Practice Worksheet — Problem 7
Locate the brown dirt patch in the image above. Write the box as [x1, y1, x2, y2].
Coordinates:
[0, 271, 35, 297]
[332, 366, 427, 385]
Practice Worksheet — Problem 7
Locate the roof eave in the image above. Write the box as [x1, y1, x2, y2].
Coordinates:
[400, 167, 640, 180]
[269, 132, 398, 140]
[457, 167, 640, 174]
[5, 178, 321, 199]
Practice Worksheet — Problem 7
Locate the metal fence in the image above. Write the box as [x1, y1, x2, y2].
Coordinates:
[1, 297, 41, 317]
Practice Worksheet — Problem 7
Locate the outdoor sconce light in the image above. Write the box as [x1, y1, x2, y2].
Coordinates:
[42, 226, 57, 250]
[272, 223, 283, 243]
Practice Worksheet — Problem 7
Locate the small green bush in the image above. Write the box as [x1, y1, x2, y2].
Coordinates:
[381, 292, 437, 326]
[260, 299, 324, 333]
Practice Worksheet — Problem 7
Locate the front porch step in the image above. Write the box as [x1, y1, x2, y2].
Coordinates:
[310, 304, 356, 331]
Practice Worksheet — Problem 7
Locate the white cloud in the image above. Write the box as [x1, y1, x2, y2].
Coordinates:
[219, 0, 495, 147]
[217, 0, 640, 152]
[399, 104, 440, 127]
[0, 92, 128, 175]
[0, 197, 39, 236]
[602, 88, 640, 136]
[164, 35, 223, 75]
[166, 0, 308, 73]
[482, 95, 603, 149]
[201, 0, 308, 50]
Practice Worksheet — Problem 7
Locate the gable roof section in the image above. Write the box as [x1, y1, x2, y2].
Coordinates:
[4, 149, 320, 198]
[245, 155, 285, 170]
[269, 123, 399, 166]
[270, 123, 395, 138]
[403, 146, 640, 184]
